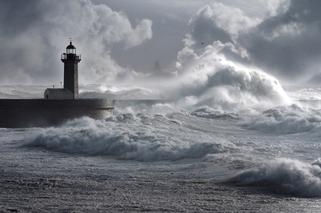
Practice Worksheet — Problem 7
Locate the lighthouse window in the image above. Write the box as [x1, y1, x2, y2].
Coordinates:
[67, 49, 76, 54]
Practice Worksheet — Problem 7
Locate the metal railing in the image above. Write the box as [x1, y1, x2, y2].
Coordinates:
[61, 53, 81, 60]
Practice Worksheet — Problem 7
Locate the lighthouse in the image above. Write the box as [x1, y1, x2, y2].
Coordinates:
[44, 42, 81, 99]
[0, 41, 114, 128]
[62, 42, 81, 99]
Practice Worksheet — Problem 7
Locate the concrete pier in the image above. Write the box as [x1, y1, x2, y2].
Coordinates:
[0, 99, 114, 128]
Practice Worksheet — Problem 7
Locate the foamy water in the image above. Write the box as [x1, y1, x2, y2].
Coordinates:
[26, 115, 235, 161]
[14, 85, 321, 197]
[2, 83, 321, 211]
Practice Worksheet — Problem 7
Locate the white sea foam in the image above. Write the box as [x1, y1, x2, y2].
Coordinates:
[242, 104, 321, 134]
[191, 107, 239, 120]
[228, 158, 321, 197]
[26, 116, 236, 162]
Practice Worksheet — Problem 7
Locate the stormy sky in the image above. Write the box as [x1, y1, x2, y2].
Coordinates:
[1, 0, 321, 86]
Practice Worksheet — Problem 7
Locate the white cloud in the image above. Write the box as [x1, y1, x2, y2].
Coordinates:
[191, 3, 260, 39]
[186, 2, 262, 52]
[259, 0, 290, 17]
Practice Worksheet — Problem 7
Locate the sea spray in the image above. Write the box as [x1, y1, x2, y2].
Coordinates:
[164, 41, 292, 111]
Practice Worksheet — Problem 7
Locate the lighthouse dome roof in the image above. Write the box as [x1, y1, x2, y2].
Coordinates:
[67, 42, 76, 49]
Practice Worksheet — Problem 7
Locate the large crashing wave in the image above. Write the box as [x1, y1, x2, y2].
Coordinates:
[78, 42, 292, 114]
[171, 42, 291, 112]
[26, 116, 236, 162]
[228, 158, 321, 197]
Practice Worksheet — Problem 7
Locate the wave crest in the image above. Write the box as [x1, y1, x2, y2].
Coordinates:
[228, 158, 321, 197]
[173, 41, 291, 111]
[26, 117, 235, 162]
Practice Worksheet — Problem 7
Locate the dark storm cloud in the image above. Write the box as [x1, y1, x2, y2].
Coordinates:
[240, 0, 321, 80]
[190, 9, 232, 45]
[0, 0, 53, 83]
[187, 0, 321, 82]
[0, 0, 44, 36]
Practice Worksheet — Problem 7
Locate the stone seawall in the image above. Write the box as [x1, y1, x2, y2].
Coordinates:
[0, 99, 114, 128]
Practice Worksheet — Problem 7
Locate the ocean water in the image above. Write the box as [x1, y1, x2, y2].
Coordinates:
[1, 84, 321, 212]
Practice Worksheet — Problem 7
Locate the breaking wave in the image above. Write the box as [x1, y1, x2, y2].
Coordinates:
[26, 116, 236, 162]
[228, 158, 321, 197]
[242, 104, 321, 134]
[172, 42, 291, 112]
